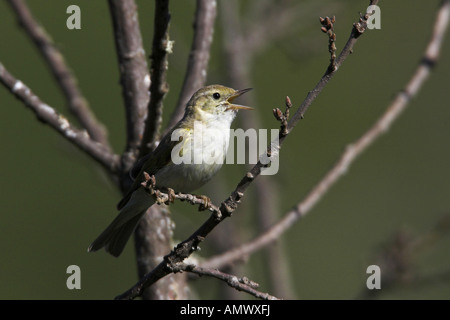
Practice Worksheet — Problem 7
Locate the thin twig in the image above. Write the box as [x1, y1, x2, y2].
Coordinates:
[320, 16, 337, 71]
[140, 172, 220, 213]
[140, 0, 171, 155]
[6, 0, 109, 146]
[219, 0, 295, 299]
[203, 0, 450, 270]
[273, 96, 292, 137]
[177, 264, 280, 300]
[217, 0, 381, 227]
[0, 63, 120, 174]
[115, 1, 379, 300]
[166, 0, 217, 131]
[108, 0, 150, 174]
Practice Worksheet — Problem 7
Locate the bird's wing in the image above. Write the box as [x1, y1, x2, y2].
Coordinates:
[116, 129, 186, 210]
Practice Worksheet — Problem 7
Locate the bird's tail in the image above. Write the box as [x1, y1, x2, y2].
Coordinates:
[88, 188, 155, 257]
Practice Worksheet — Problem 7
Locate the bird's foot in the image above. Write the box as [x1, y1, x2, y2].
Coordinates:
[197, 194, 211, 211]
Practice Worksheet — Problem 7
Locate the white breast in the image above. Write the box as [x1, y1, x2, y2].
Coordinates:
[155, 110, 236, 192]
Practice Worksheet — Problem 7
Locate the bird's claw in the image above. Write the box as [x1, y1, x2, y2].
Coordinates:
[198, 195, 211, 211]
[167, 188, 176, 203]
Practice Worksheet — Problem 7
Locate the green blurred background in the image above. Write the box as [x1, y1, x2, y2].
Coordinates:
[1, 0, 449, 299]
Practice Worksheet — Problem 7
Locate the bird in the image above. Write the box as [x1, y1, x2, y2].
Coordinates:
[88, 85, 253, 257]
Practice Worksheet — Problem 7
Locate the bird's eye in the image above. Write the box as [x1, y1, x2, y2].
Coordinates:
[212, 92, 221, 100]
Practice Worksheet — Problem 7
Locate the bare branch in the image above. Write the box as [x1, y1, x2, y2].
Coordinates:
[216, 0, 382, 231]
[108, 0, 150, 171]
[140, 172, 220, 213]
[319, 16, 337, 71]
[219, 0, 295, 298]
[203, 0, 450, 269]
[6, 0, 109, 146]
[115, 1, 379, 300]
[166, 0, 217, 131]
[288, 0, 378, 128]
[0, 63, 120, 174]
[140, 0, 171, 155]
[178, 264, 280, 300]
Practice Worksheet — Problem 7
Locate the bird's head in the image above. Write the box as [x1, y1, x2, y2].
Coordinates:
[186, 85, 253, 120]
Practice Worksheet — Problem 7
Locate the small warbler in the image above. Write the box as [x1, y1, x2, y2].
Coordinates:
[88, 85, 252, 257]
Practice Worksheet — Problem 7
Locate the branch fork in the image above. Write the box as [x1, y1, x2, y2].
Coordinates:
[273, 95, 292, 137]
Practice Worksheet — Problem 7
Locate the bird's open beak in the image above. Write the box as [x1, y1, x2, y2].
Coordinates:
[226, 88, 254, 111]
